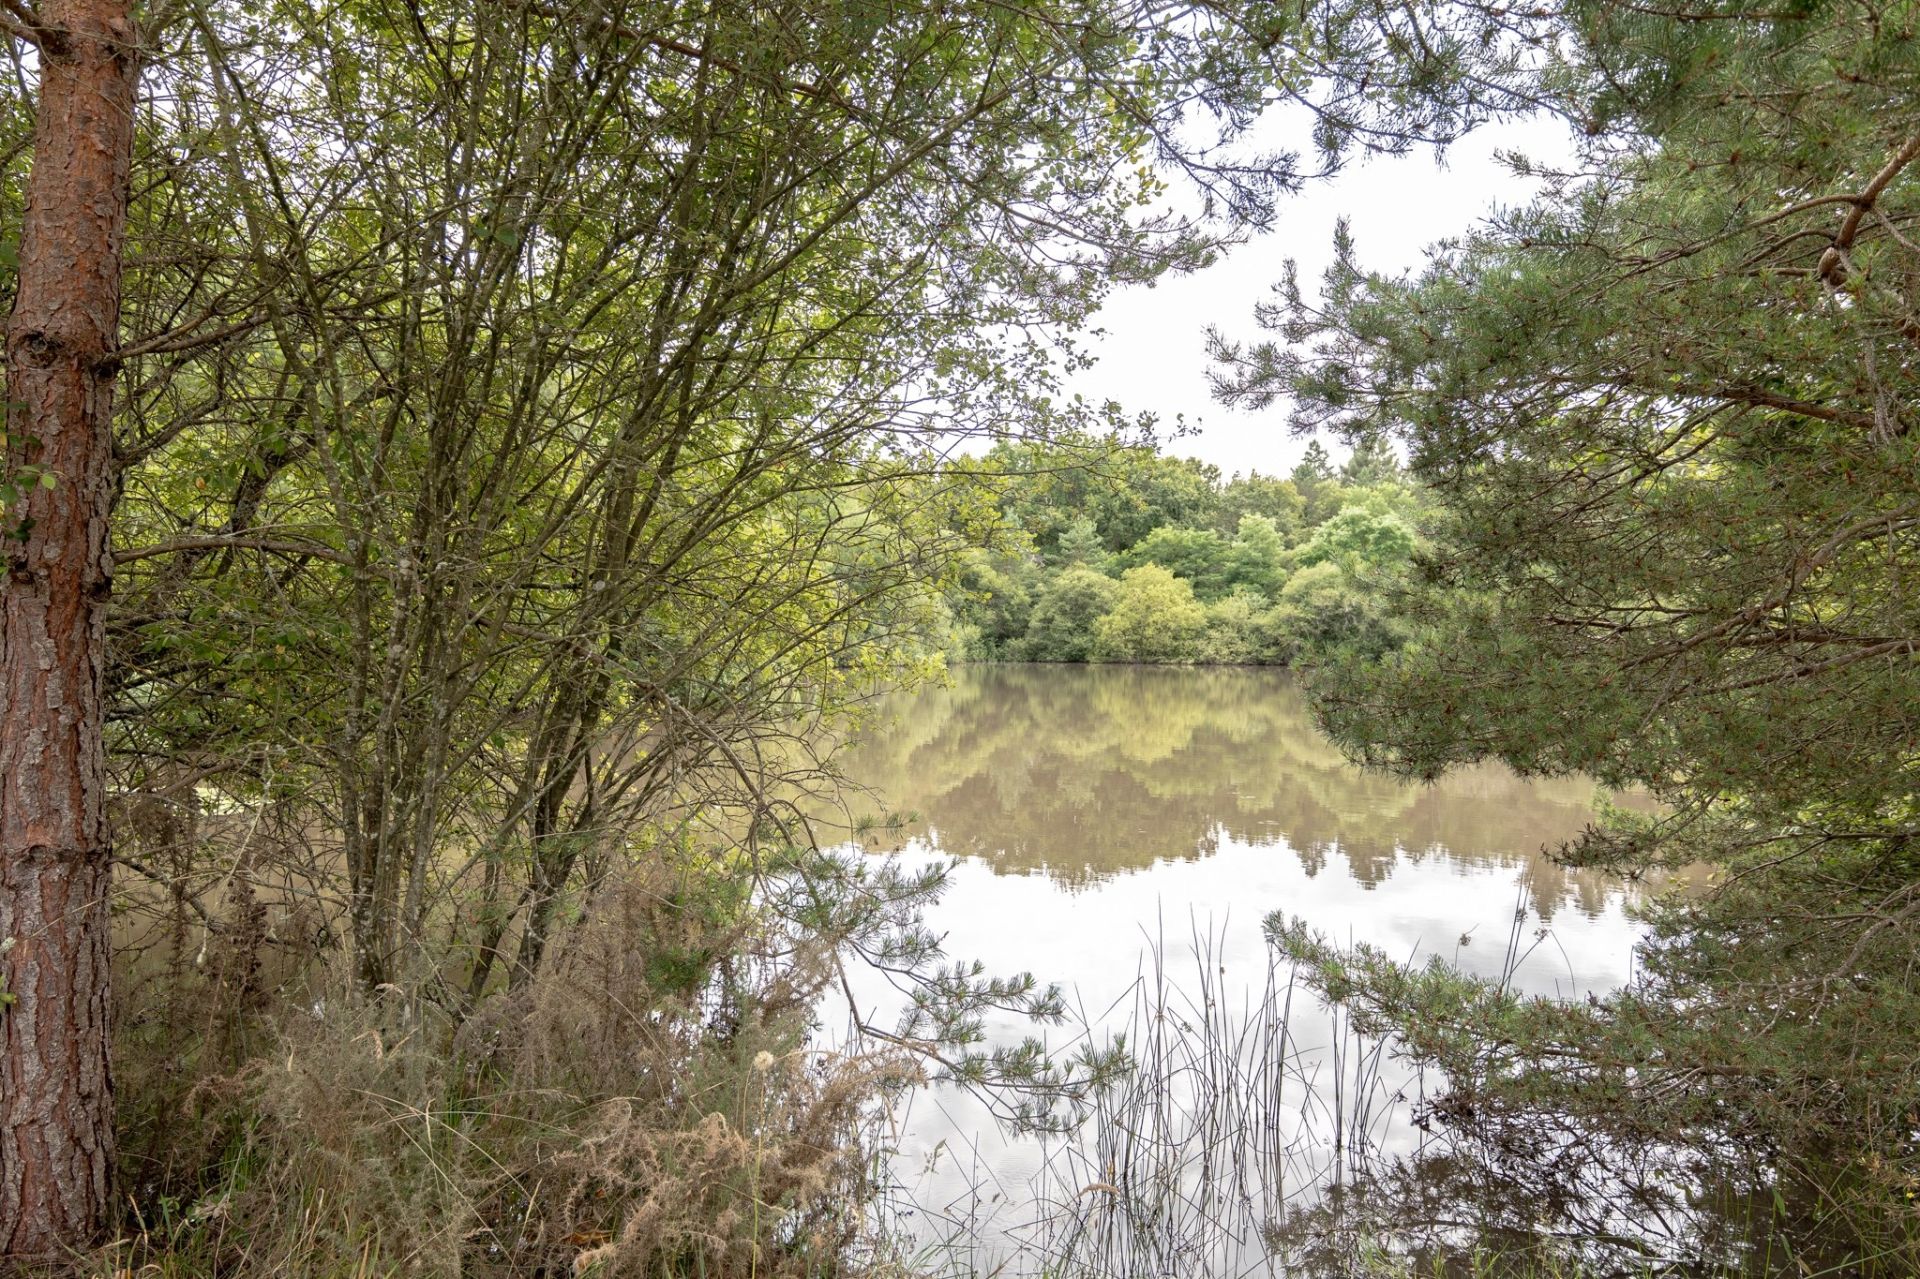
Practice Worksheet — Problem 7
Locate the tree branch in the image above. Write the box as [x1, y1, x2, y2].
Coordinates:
[1818, 130, 1920, 285]
[113, 535, 351, 566]
[1672, 383, 1882, 432]
[116, 310, 266, 361]
[0, 0, 40, 47]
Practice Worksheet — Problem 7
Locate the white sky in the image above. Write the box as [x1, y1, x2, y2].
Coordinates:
[1065, 113, 1578, 478]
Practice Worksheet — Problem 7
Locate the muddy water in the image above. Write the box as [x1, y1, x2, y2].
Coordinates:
[823, 665, 1654, 1272]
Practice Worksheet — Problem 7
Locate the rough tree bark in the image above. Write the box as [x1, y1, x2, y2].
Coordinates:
[0, 0, 137, 1256]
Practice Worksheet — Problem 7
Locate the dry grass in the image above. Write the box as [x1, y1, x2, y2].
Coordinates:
[96, 857, 926, 1279]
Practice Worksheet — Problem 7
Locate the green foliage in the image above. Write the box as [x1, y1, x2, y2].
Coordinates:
[1289, 441, 1347, 523]
[969, 436, 1226, 556]
[1085, 451, 1224, 551]
[1092, 565, 1208, 662]
[1224, 513, 1290, 597]
[1054, 514, 1108, 568]
[937, 432, 1427, 664]
[1121, 524, 1235, 600]
[1022, 566, 1122, 662]
[1272, 562, 1404, 662]
[1339, 434, 1400, 486]
[1212, 472, 1304, 537]
[952, 548, 1041, 659]
[1291, 440, 1335, 487]
[1212, 0, 1920, 1253]
[1200, 589, 1288, 665]
[1292, 507, 1417, 572]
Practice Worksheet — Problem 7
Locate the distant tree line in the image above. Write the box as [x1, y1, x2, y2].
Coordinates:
[938, 433, 1419, 665]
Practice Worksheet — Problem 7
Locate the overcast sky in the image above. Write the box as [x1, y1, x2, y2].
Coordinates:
[1064, 113, 1576, 478]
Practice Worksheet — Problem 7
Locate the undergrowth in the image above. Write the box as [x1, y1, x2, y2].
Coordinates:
[96, 855, 926, 1279]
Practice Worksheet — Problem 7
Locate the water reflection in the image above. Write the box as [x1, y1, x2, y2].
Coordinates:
[826, 664, 1659, 1274]
[836, 664, 1627, 919]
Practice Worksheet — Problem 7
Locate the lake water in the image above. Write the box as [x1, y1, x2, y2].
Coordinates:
[822, 664, 1654, 1274]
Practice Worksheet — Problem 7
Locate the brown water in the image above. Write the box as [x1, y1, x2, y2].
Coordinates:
[822, 664, 1656, 1272]
[833, 663, 1627, 917]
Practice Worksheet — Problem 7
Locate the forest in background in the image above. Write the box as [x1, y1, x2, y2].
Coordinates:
[940, 434, 1423, 665]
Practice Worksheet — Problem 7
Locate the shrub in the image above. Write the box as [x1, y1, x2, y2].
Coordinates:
[1270, 561, 1405, 662]
[1199, 589, 1288, 665]
[105, 855, 921, 1279]
[1091, 565, 1207, 662]
[1021, 567, 1122, 661]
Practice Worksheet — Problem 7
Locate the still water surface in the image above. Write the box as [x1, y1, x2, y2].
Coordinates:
[823, 665, 1651, 1270]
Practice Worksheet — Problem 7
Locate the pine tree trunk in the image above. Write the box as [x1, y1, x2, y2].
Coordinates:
[0, 0, 137, 1256]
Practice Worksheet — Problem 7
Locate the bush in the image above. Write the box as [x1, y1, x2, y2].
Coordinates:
[1021, 567, 1122, 661]
[1199, 589, 1288, 665]
[105, 854, 922, 1279]
[1270, 560, 1404, 662]
[1091, 565, 1208, 662]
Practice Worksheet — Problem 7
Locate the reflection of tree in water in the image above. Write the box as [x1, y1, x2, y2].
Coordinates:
[1260, 1129, 1832, 1278]
[838, 665, 1627, 916]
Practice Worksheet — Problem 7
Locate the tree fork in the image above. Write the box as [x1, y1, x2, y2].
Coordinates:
[0, 0, 137, 1256]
